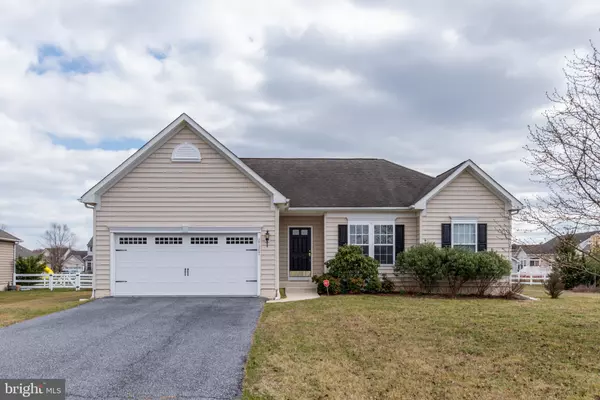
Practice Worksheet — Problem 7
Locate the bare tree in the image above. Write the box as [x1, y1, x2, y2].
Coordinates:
[40, 223, 76, 272]
[520, 37, 600, 273]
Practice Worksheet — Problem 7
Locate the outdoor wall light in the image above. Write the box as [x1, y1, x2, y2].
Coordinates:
[265, 230, 271, 247]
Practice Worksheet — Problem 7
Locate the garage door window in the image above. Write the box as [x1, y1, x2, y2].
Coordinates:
[119, 237, 147, 245]
[155, 237, 183, 245]
[191, 237, 218, 245]
[226, 237, 254, 245]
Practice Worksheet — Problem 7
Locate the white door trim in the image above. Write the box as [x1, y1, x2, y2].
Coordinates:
[287, 226, 313, 280]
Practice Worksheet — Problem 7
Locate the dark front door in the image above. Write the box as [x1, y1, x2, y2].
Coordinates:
[289, 227, 312, 277]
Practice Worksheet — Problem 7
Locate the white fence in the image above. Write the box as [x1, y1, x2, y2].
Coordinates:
[510, 271, 549, 285]
[13, 273, 93, 291]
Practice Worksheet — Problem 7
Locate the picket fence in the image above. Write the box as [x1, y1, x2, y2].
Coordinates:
[13, 273, 93, 291]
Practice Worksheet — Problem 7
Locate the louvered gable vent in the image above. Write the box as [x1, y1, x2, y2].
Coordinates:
[171, 142, 201, 162]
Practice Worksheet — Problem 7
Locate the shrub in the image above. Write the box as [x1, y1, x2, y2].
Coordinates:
[15, 255, 45, 285]
[474, 251, 512, 296]
[347, 277, 364, 294]
[312, 274, 341, 295]
[381, 274, 395, 293]
[364, 277, 382, 293]
[326, 245, 380, 283]
[571, 284, 600, 293]
[395, 243, 443, 294]
[440, 247, 477, 296]
[543, 270, 564, 299]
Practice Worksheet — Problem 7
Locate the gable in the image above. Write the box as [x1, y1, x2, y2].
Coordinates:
[102, 128, 272, 205]
[80, 114, 287, 205]
[427, 170, 507, 212]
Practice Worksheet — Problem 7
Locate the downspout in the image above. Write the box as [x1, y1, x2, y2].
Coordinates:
[274, 205, 281, 300]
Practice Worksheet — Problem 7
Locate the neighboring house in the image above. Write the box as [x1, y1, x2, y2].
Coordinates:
[79, 114, 523, 299]
[83, 237, 93, 273]
[512, 230, 600, 274]
[0, 229, 20, 290]
[62, 250, 87, 272]
[33, 247, 87, 272]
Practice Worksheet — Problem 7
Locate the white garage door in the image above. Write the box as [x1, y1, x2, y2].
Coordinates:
[114, 233, 258, 296]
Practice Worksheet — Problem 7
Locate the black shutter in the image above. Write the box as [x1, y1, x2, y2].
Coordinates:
[441, 224, 452, 248]
[395, 225, 405, 256]
[338, 225, 348, 247]
[477, 223, 487, 252]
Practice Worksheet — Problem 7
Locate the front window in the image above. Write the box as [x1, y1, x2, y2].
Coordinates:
[349, 223, 395, 265]
[349, 224, 369, 256]
[374, 225, 394, 265]
[452, 222, 476, 252]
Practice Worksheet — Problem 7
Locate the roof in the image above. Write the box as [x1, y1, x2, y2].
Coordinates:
[514, 231, 600, 255]
[87, 237, 93, 248]
[67, 250, 88, 262]
[16, 244, 35, 258]
[241, 158, 522, 209]
[0, 229, 20, 242]
[241, 158, 433, 208]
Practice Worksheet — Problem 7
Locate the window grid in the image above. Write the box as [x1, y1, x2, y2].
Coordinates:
[349, 224, 370, 256]
[191, 237, 218, 245]
[119, 237, 147, 245]
[155, 237, 183, 245]
[374, 224, 394, 265]
[226, 237, 254, 245]
[452, 223, 476, 252]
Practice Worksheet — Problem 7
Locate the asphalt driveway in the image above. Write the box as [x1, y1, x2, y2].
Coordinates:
[0, 297, 264, 399]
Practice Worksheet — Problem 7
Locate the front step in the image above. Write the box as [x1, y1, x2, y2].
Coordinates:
[280, 280, 317, 289]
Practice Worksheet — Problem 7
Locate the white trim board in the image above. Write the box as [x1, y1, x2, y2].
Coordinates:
[79, 113, 288, 205]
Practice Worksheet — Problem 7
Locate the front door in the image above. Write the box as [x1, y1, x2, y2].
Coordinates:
[289, 227, 312, 278]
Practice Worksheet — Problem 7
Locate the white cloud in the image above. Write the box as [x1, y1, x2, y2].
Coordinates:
[0, 0, 598, 247]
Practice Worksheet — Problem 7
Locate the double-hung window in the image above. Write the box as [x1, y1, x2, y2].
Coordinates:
[349, 222, 395, 265]
[451, 220, 477, 252]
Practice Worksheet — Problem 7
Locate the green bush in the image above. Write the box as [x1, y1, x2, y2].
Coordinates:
[364, 277, 383, 293]
[474, 251, 512, 296]
[395, 243, 443, 293]
[440, 247, 477, 296]
[544, 269, 565, 299]
[312, 274, 342, 295]
[381, 274, 395, 293]
[347, 277, 364, 294]
[15, 255, 45, 285]
[326, 245, 380, 282]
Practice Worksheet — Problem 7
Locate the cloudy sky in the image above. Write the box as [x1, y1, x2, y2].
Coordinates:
[0, 0, 599, 249]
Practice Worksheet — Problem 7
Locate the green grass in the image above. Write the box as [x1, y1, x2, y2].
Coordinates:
[243, 288, 600, 400]
[0, 289, 92, 327]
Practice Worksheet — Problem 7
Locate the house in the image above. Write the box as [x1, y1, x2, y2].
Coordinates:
[0, 229, 20, 290]
[32, 247, 87, 272]
[83, 237, 93, 273]
[512, 231, 600, 274]
[79, 114, 523, 299]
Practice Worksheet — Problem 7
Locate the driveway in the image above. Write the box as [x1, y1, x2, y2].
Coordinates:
[0, 297, 264, 399]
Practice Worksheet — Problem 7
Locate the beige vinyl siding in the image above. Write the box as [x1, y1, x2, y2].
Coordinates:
[324, 214, 347, 262]
[94, 127, 277, 298]
[420, 170, 511, 258]
[279, 215, 324, 280]
[0, 241, 15, 290]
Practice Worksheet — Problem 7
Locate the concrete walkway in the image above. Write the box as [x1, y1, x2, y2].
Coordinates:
[267, 289, 320, 303]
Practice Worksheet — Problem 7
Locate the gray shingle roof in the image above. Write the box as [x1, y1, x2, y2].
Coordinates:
[514, 231, 600, 255]
[16, 244, 35, 258]
[0, 229, 20, 242]
[241, 158, 438, 207]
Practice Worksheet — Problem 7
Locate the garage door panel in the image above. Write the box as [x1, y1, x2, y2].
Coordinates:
[114, 232, 258, 296]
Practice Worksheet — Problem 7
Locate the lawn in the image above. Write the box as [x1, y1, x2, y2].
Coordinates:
[0, 289, 92, 327]
[243, 288, 600, 400]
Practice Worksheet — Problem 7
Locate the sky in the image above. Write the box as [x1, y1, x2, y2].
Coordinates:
[0, 0, 599, 249]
